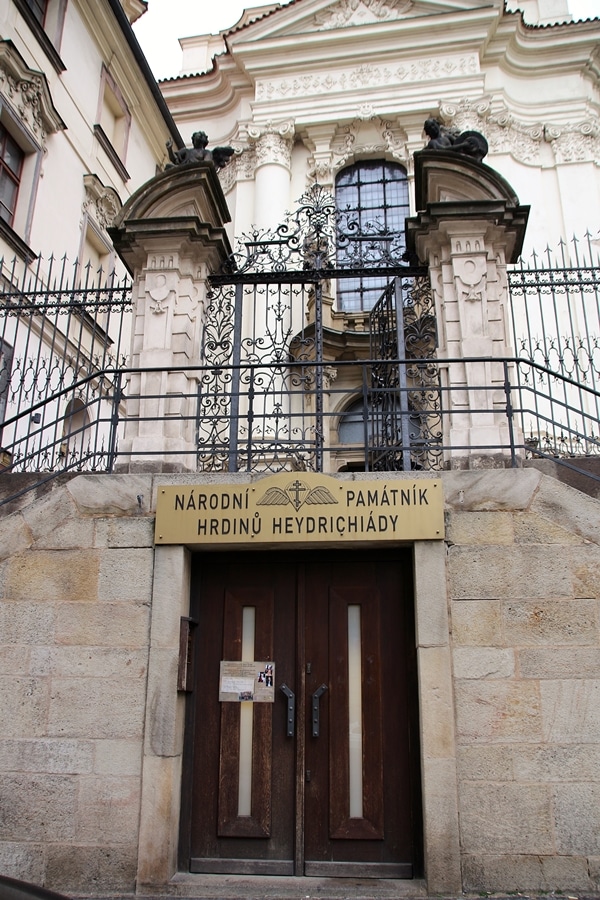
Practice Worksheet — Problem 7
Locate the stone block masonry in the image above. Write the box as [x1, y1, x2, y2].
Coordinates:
[0, 474, 155, 895]
[0, 469, 598, 895]
[447, 469, 600, 893]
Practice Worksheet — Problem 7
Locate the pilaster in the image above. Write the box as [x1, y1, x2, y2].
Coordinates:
[109, 163, 232, 472]
[407, 152, 529, 467]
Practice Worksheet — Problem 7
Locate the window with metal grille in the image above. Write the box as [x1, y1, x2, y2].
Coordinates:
[336, 160, 409, 312]
[0, 124, 24, 226]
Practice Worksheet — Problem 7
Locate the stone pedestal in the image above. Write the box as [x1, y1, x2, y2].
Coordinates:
[407, 151, 529, 467]
[109, 163, 232, 472]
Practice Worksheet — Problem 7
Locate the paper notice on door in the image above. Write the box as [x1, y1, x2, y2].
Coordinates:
[219, 661, 275, 702]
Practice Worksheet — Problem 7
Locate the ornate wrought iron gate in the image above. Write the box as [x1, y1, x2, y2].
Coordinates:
[200, 185, 432, 474]
[369, 277, 440, 472]
[1, 191, 598, 497]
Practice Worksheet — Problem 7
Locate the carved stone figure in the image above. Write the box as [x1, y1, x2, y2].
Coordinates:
[424, 118, 454, 150]
[166, 131, 235, 170]
[423, 118, 488, 162]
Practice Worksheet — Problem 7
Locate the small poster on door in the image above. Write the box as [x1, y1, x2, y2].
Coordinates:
[219, 661, 275, 702]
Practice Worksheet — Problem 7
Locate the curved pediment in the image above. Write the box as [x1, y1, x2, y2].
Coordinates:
[414, 149, 521, 210]
[109, 162, 232, 274]
[112, 162, 231, 227]
[407, 150, 529, 263]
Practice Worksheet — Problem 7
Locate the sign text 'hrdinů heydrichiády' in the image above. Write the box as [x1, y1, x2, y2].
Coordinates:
[154, 474, 444, 546]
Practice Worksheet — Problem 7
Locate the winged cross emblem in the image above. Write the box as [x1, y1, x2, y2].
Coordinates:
[257, 479, 338, 512]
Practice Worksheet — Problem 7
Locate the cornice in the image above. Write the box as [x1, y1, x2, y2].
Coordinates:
[482, 12, 600, 76]
[164, 4, 600, 95]
[121, 0, 147, 24]
[220, 2, 288, 38]
[227, 7, 498, 71]
[161, 3, 600, 154]
[160, 57, 254, 119]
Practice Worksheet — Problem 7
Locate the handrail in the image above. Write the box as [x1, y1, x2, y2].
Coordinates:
[1, 354, 599, 509]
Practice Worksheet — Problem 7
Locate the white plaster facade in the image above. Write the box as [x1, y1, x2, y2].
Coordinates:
[0, 0, 180, 269]
[162, 0, 600, 257]
[0, 0, 183, 478]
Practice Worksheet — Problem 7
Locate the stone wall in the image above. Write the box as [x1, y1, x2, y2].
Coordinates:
[0, 469, 599, 895]
[446, 470, 600, 892]
[0, 475, 155, 894]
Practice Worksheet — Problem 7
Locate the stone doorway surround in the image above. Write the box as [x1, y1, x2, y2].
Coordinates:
[135, 474, 461, 896]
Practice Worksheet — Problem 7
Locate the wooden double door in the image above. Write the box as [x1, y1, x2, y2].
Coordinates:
[182, 549, 422, 878]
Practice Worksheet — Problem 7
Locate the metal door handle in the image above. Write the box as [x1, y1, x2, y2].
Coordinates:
[280, 683, 295, 737]
[311, 684, 328, 737]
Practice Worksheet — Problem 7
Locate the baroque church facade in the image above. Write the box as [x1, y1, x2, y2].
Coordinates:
[162, 0, 600, 256]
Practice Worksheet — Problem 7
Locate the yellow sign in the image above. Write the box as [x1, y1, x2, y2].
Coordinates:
[155, 473, 444, 546]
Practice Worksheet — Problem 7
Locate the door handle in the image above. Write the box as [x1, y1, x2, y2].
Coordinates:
[311, 684, 328, 737]
[280, 683, 295, 737]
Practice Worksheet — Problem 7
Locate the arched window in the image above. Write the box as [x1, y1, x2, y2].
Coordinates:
[337, 395, 426, 471]
[60, 397, 90, 464]
[338, 398, 372, 445]
[336, 160, 409, 312]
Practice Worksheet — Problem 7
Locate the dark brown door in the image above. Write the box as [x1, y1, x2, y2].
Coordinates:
[183, 550, 421, 878]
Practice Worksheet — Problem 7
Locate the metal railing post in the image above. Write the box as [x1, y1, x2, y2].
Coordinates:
[107, 370, 123, 473]
[228, 283, 244, 472]
[394, 277, 412, 472]
[362, 364, 370, 472]
[314, 280, 324, 473]
[503, 360, 517, 468]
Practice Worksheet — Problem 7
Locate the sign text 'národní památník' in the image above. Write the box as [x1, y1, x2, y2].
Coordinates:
[155, 474, 444, 545]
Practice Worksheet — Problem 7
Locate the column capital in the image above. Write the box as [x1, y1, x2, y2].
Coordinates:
[247, 120, 295, 171]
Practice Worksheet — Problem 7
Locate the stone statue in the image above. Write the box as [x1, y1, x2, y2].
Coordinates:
[423, 118, 454, 150]
[166, 131, 235, 170]
[423, 118, 488, 162]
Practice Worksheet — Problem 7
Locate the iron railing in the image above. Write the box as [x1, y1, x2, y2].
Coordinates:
[0, 229, 599, 505]
[1, 354, 599, 505]
[509, 233, 600, 452]
[0, 255, 131, 476]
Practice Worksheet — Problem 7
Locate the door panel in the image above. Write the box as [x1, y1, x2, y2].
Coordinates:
[188, 559, 296, 874]
[328, 586, 384, 841]
[217, 586, 274, 837]
[303, 555, 416, 876]
[184, 550, 421, 878]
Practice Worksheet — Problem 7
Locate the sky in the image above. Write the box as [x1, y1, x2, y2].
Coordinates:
[133, 1, 280, 80]
[133, 0, 600, 81]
